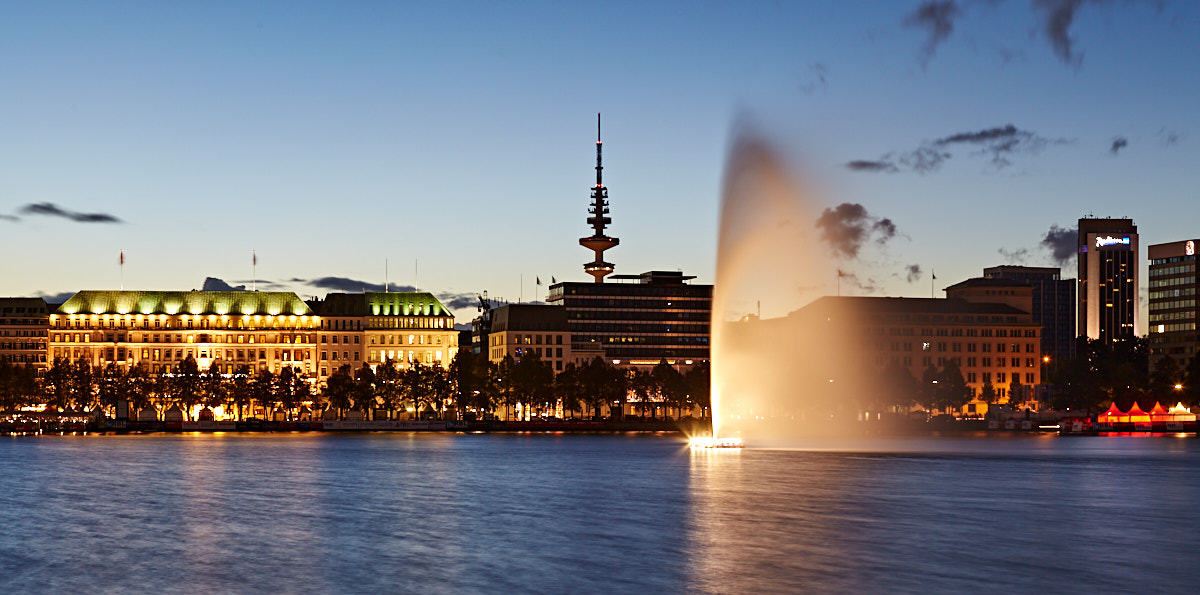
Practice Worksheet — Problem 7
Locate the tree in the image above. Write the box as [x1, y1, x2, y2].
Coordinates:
[878, 361, 918, 413]
[375, 359, 404, 415]
[630, 368, 654, 419]
[323, 365, 354, 420]
[917, 364, 940, 411]
[71, 357, 96, 411]
[42, 357, 73, 412]
[1183, 355, 1200, 407]
[933, 360, 971, 413]
[275, 366, 299, 420]
[172, 356, 202, 420]
[1149, 355, 1183, 404]
[511, 350, 553, 418]
[979, 379, 997, 406]
[555, 362, 585, 419]
[1008, 373, 1025, 407]
[652, 359, 686, 419]
[229, 365, 253, 421]
[201, 362, 227, 416]
[353, 363, 377, 419]
[684, 363, 711, 418]
[252, 369, 276, 419]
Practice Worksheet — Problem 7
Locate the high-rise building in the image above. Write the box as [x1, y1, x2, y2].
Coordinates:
[548, 271, 712, 365]
[1077, 218, 1139, 342]
[983, 265, 1076, 364]
[1148, 239, 1199, 365]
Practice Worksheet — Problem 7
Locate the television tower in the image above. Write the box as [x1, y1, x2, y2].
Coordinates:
[580, 113, 619, 282]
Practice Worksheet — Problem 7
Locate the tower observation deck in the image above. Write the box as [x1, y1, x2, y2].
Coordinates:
[580, 113, 619, 282]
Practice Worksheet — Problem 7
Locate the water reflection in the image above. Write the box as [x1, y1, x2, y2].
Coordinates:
[2, 434, 1200, 592]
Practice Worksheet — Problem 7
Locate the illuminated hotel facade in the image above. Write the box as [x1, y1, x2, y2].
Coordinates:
[1078, 217, 1139, 342]
[313, 292, 457, 381]
[44, 290, 458, 383]
[1148, 239, 1199, 365]
[49, 291, 319, 375]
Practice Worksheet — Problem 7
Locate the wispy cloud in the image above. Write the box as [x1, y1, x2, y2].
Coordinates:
[0, 214, 19, 223]
[846, 123, 1068, 174]
[20, 202, 122, 223]
[1110, 136, 1128, 155]
[1034, 0, 1091, 67]
[905, 0, 962, 68]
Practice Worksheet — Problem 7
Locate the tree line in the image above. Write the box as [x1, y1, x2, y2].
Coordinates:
[0, 350, 712, 421]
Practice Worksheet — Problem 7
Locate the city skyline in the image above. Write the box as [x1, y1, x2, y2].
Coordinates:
[3, 1, 1197, 322]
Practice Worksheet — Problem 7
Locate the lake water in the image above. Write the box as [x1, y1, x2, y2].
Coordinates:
[1, 432, 1197, 593]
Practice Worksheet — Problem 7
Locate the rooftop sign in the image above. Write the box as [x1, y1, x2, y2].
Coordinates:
[1095, 235, 1131, 248]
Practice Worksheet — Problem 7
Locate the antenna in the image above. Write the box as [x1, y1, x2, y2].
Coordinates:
[385, 259, 389, 292]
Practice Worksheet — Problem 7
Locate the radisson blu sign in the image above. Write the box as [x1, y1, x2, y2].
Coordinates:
[1095, 235, 1132, 249]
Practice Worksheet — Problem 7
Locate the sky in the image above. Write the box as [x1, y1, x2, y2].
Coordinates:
[2, 1, 1197, 325]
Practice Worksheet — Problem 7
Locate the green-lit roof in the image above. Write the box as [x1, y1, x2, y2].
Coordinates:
[318, 292, 453, 318]
[55, 291, 314, 316]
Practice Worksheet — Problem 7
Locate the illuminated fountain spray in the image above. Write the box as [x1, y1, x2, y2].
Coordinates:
[701, 130, 867, 447]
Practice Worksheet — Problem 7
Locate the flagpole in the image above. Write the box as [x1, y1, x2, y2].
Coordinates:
[120, 249, 124, 290]
[253, 250, 257, 292]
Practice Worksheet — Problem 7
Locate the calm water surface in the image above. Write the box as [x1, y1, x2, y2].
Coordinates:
[1, 432, 1197, 593]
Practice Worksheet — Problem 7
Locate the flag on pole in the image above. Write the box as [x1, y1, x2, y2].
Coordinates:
[551, 276, 556, 284]
[932, 271, 936, 280]
[536, 276, 542, 286]
[119, 250, 124, 265]
[253, 251, 257, 266]
[837, 268, 845, 277]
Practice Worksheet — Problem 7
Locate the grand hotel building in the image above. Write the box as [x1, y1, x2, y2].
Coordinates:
[41, 290, 457, 382]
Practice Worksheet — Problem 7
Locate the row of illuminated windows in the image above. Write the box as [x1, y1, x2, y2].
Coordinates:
[0, 342, 46, 350]
[1150, 288, 1196, 300]
[0, 329, 47, 337]
[1149, 311, 1196, 323]
[877, 341, 1036, 354]
[1154, 323, 1198, 333]
[964, 372, 1036, 385]
[366, 317, 452, 329]
[364, 350, 444, 365]
[54, 316, 317, 330]
[0, 318, 45, 325]
[53, 332, 310, 345]
[0, 354, 45, 363]
[1149, 263, 1196, 275]
[1149, 300, 1197, 311]
[870, 327, 1037, 338]
[1150, 277, 1195, 289]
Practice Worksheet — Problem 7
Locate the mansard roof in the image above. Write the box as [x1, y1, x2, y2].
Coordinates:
[318, 292, 453, 318]
[55, 291, 314, 316]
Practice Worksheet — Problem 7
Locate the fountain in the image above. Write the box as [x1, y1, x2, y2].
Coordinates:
[705, 130, 879, 447]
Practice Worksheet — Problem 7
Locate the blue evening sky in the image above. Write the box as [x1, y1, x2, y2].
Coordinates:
[2, 1, 1197, 321]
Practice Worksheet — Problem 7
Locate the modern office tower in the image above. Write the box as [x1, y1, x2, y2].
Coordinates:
[579, 114, 619, 283]
[0, 297, 50, 370]
[1148, 239, 1199, 366]
[983, 265, 1076, 364]
[1077, 218, 1139, 342]
[547, 271, 712, 366]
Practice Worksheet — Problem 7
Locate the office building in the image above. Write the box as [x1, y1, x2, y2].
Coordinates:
[1077, 218, 1139, 342]
[1148, 239, 1199, 365]
[983, 265, 1076, 364]
[0, 297, 51, 370]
